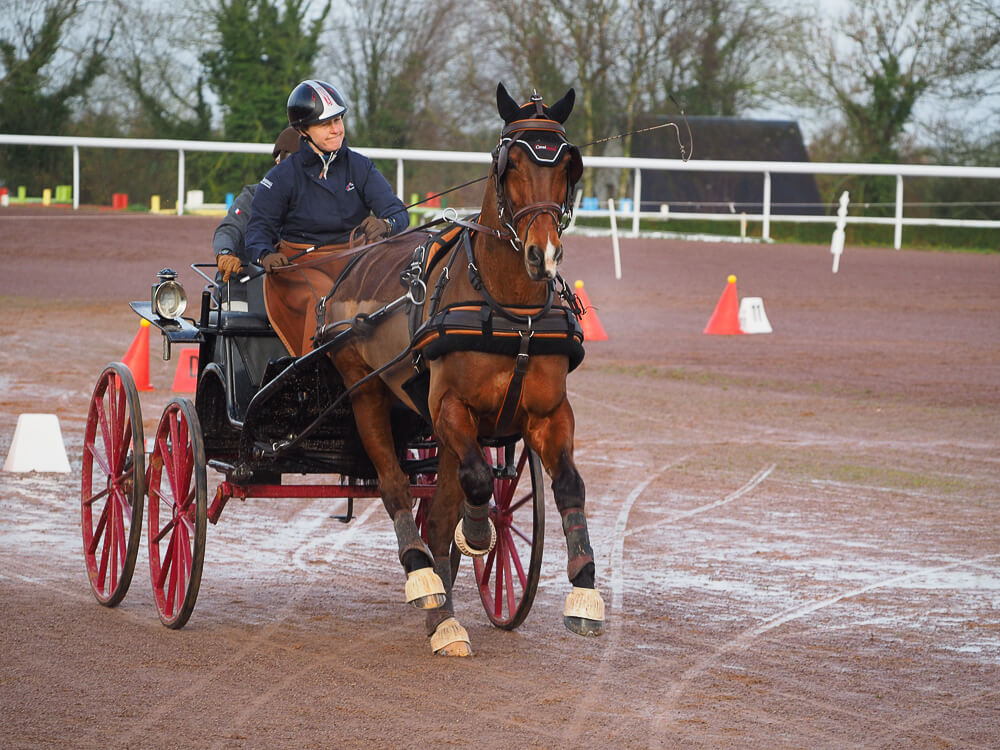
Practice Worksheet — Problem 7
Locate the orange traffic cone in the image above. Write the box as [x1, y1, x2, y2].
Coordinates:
[171, 347, 199, 392]
[122, 319, 154, 390]
[574, 280, 608, 341]
[703, 275, 745, 335]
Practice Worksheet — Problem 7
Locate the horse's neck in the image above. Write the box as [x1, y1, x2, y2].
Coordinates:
[468, 188, 549, 307]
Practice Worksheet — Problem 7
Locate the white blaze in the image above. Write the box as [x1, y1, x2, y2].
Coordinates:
[544, 238, 559, 278]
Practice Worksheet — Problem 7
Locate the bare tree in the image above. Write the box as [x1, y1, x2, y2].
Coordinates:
[476, 0, 781, 197]
[657, 0, 778, 118]
[0, 0, 116, 132]
[324, 0, 469, 149]
[0, 0, 118, 194]
[111, 0, 216, 136]
[774, 0, 1000, 165]
[478, 0, 619, 195]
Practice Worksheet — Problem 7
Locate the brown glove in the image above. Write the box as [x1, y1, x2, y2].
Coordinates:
[217, 253, 242, 282]
[353, 215, 392, 245]
[260, 252, 291, 272]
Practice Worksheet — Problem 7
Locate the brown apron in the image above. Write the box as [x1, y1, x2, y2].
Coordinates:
[262, 240, 357, 356]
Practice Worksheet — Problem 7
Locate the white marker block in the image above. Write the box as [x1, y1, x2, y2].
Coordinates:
[738, 297, 773, 334]
[3, 414, 71, 473]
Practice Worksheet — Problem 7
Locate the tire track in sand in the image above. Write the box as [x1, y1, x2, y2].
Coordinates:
[115, 500, 382, 747]
[650, 552, 1000, 747]
[564, 457, 774, 742]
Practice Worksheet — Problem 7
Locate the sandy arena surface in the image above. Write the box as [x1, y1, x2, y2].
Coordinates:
[1, 206, 999, 748]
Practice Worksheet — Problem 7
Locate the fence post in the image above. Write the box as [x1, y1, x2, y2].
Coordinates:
[177, 149, 185, 216]
[632, 167, 641, 237]
[73, 145, 80, 210]
[608, 198, 622, 280]
[762, 171, 772, 240]
[894, 174, 903, 250]
[396, 158, 404, 200]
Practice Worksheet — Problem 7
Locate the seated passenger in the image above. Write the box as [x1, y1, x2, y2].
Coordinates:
[213, 127, 302, 308]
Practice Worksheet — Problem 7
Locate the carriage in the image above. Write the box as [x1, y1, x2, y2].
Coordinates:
[80, 264, 546, 631]
[80, 83, 605, 654]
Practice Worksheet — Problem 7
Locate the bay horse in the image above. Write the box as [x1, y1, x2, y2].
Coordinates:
[268, 83, 604, 655]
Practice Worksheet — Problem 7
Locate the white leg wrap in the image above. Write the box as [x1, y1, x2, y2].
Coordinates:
[405, 567, 446, 609]
[454, 517, 497, 557]
[430, 617, 473, 656]
[564, 587, 605, 623]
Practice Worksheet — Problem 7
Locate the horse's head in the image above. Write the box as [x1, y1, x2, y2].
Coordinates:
[492, 83, 583, 282]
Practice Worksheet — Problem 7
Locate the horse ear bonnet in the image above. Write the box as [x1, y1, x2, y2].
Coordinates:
[494, 83, 582, 187]
[496, 83, 576, 125]
[496, 82, 522, 125]
[547, 88, 575, 124]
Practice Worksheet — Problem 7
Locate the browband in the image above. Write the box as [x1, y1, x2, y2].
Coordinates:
[500, 118, 568, 139]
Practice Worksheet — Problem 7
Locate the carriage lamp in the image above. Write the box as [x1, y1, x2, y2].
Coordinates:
[151, 268, 188, 320]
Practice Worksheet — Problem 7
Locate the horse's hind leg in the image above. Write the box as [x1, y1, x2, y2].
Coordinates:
[337, 356, 445, 610]
[526, 403, 606, 636]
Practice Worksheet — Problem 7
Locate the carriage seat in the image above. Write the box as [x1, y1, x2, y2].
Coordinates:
[208, 309, 274, 333]
[208, 266, 275, 334]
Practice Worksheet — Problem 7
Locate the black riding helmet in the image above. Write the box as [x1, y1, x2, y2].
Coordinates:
[287, 80, 348, 129]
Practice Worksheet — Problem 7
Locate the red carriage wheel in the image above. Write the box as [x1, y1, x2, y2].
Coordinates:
[80, 363, 145, 606]
[147, 399, 207, 629]
[412, 443, 438, 541]
[474, 441, 545, 630]
[412, 444, 461, 584]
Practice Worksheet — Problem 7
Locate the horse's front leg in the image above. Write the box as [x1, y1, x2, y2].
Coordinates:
[524, 400, 606, 636]
[434, 393, 497, 559]
[336, 354, 445, 611]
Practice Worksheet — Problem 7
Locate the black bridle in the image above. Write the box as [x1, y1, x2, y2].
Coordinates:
[491, 113, 584, 255]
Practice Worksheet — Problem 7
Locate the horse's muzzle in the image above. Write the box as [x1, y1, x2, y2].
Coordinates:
[526, 242, 562, 281]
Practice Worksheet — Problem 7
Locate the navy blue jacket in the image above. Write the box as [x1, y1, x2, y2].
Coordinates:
[245, 140, 408, 263]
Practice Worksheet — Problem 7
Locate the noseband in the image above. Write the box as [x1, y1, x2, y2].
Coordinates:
[491, 113, 583, 255]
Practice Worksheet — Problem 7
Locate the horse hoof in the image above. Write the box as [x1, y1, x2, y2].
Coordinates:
[454, 517, 497, 557]
[430, 617, 473, 656]
[563, 587, 605, 636]
[405, 567, 446, 610]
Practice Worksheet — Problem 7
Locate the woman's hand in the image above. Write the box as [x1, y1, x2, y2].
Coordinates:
[260, 252, 291, 272]
[353, 215, 393, 245]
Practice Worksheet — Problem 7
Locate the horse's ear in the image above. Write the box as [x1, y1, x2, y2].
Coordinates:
[497, 82, 521, 124]
[548, 88, 575, 124]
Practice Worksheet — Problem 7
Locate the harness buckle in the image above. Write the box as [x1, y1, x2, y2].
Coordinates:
[515, 322, 533, 372]
[407, 278, 427, 305]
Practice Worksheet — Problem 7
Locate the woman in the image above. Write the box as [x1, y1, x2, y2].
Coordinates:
[244, 80, 409, 271]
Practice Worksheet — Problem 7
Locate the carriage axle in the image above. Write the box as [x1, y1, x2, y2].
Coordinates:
[206, 481, 436, 525]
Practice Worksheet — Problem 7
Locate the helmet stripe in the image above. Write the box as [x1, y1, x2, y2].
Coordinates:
[305, 80, 346, 120]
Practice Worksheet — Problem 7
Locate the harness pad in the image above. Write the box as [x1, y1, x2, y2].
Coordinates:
[413, 301, 585, 372]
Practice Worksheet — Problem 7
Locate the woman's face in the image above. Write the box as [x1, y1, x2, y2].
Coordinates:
[305, 116, 345, 154]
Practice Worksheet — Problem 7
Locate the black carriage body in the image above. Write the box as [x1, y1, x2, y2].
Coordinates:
[132, 274, 428, 483]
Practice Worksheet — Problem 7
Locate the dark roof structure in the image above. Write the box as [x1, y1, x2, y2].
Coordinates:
[630, 116, 823, 215]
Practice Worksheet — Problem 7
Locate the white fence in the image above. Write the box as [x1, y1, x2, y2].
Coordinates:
[2, 133, 999, 249]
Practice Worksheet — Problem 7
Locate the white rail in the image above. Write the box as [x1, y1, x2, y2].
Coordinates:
[2, 133, 998, 248]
